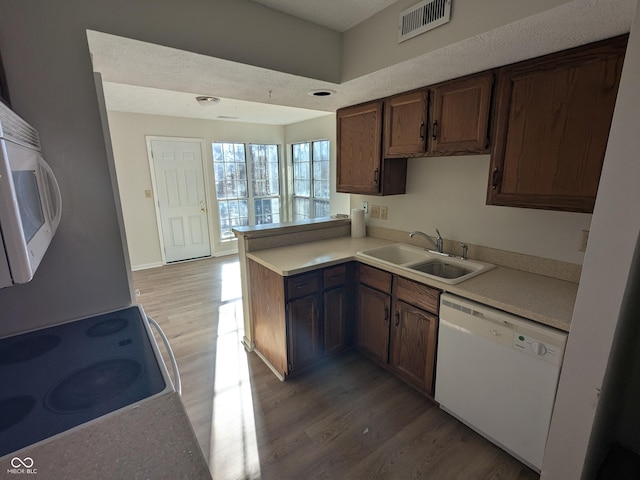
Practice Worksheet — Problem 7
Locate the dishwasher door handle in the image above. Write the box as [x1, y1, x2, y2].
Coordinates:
[147, 316, 182, 395]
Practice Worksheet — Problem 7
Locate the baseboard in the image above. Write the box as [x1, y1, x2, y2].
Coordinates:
[131, 261, 164, 271]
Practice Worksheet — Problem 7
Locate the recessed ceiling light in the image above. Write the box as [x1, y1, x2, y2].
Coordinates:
[308, 89, 336, 97]
[196, 96, 221, 106]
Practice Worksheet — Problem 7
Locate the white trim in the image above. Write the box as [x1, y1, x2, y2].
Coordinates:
[131, 261, 164, 271]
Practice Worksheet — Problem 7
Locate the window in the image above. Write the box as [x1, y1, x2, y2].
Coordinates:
[292, 140, 330, 220]
[213, 142, 281, 240]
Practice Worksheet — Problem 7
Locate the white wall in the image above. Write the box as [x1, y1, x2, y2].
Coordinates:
[108, 111, 287, 269]
[542, 1, 640, 477]
[353, 155, 592, 264]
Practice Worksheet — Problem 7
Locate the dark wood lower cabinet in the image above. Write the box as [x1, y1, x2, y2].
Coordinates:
[324, 286, 347, 356]
[355, 264, 440, 396]
[355, 284, 391, 364]
[287, 294, 322, 372]
[390, 300, 438, 394]
[250, 259, 439, 394]
[249, 259, 351, 378]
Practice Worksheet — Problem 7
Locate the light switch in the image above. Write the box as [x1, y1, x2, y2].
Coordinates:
[380, 206, 388, 220]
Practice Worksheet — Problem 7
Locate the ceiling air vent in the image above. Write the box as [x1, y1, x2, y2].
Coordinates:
[398, 0, 451, 43]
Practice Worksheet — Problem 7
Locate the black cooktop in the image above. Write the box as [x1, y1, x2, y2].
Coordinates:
[0, 306, 168, 457]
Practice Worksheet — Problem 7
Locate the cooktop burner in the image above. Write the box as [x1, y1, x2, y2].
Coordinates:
[86, 318, 129, 337]
[45, 358, 144, 412]
[0, 305, 169, 458]
[0, 334, 61, 364]
[0, 396, 36, 431]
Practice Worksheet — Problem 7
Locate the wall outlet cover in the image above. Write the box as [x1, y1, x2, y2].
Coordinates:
[380, 206, 388, 220]
[370, 205, 380, 218]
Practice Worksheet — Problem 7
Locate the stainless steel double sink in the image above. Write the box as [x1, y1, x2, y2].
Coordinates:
[356, 244, 495, 285]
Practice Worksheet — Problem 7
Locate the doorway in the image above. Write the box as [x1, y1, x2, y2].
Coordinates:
[147, 137, 212, 263]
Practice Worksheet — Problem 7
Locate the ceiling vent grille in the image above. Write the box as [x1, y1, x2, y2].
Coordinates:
[398, 0, 451, 43]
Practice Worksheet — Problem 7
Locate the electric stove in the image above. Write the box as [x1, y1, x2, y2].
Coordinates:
[0, 305, 173, 457]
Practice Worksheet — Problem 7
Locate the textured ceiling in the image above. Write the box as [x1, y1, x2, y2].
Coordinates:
[249, 0, 398, 32]
[90, 0, 635, 125]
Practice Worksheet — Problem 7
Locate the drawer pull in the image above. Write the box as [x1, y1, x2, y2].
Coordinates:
[295, 283, 308, 290]
[328, 275, 342, 281]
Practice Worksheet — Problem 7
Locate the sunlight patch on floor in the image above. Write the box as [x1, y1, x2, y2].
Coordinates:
[221, 261, 242, 302]
[210, 295, 261, 479]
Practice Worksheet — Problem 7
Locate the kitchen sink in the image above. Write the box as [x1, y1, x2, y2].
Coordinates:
[356, 243, 430, 265]
[410, 260, 473, 279]
[356, 243, 495, 285]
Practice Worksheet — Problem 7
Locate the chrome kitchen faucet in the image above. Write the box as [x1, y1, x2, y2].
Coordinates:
[409, 229, 443, 253]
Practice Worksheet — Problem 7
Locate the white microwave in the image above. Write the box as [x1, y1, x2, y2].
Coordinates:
[0, 101, 61, 288]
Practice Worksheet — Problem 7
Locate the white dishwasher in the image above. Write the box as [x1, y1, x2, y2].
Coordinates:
[435, 293, 567, 472]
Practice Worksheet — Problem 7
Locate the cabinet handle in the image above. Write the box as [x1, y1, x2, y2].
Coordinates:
[373, 168, 379, 185]
[419, 122, 425, 140]
[384, 306, 389, 324]
[432, 120, 438, 140]
[394, 312, 400, 327]
[295, 283, 307, 290]
[491, 167, 501, 189]
[328, 275, 341, 281]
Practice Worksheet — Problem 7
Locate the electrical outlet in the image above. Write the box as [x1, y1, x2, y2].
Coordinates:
[362, 201, 368, 214]
[579, 229, 589, 252]
[370, 205, 380, 218]
[380, 206, 388, 220]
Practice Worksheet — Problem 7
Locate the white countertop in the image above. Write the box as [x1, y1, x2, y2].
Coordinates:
[247, 236, 577, 332]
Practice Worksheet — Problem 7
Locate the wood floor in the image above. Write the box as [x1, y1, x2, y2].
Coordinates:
[133, 256, 539, 480]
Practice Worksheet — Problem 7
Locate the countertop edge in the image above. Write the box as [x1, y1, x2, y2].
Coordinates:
[246, 237, 575, 332]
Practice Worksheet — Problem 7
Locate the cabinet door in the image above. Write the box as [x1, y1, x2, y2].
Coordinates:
[287, 295, 322, 372]
[428, 71, 493, 156]
[356, 284, 391, 364]
[337, 101, 384, 194]
[337, 102, 407, 195]
[248, 259, 287, 377]
[488, 35, 626, 213]
[324, 287, 347, 356]
[384, 90, 427, 158]
[390, 300, 438, 395]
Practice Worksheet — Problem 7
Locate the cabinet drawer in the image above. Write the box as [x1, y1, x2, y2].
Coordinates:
[395, 276, 440, 314]
[358, 264, 392, 293]
[287, 271, 321, 299]
[324, 264, 347, 289]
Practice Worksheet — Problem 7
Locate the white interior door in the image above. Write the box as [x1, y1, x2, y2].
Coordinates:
[150, 139, 211, 263]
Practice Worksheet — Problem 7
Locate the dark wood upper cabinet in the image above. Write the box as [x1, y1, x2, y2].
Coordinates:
[488, 35, 627, 213]
[428, 71, 494, 156]
[383, 73, 493, 159]
[383, 90, 428, 158]
[337, 100, 407, 195]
